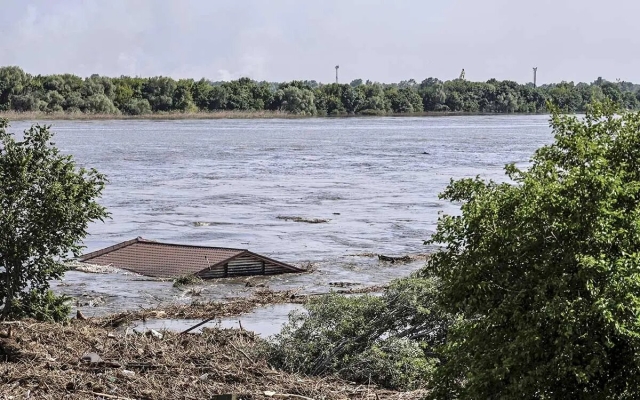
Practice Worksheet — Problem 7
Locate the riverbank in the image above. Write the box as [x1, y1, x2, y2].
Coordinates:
[0, 110, 301, 121]
[0, 319, 424, 399]
[0, 109, 547, 121]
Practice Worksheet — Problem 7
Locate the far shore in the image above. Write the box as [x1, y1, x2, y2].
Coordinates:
[0, 110, 549, 122]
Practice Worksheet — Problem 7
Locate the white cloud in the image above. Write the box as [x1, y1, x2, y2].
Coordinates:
[1, 0, 640, 84]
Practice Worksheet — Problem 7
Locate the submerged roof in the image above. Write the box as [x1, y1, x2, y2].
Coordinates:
[78, 237, 303, 278]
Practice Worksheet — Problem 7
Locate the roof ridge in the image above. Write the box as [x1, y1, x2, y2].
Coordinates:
[78, 237, 142, 262]
[78, 237, 248, 262]
[133, 239, 247, 252]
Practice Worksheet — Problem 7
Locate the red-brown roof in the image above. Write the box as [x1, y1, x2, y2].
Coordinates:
[77, 237, 302, 278]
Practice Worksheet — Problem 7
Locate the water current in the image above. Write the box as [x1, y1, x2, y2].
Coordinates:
[9, 115, 554, 317]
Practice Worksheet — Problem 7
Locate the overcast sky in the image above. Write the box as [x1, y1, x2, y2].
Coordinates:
[0, 0, 638, 84]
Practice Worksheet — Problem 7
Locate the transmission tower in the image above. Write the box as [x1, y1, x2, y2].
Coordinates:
[335, 65, 339, 83]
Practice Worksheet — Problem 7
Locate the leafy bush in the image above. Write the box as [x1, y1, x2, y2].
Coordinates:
[426, 102, 640, 399]
[265, 276, 449, 390]
[122, 98, 152, 115]
[10, 290, 71, 322]
[0, 119, 108, 320]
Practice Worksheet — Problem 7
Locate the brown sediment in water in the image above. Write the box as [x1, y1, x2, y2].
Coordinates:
[0, 320, 424, 399]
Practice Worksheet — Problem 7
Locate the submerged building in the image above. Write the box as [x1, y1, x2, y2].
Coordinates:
[77, 237, 303, 279]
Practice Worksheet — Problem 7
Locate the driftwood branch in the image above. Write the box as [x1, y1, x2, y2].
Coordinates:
[230, 342, 255, 364]
[180, 315, 216, 335]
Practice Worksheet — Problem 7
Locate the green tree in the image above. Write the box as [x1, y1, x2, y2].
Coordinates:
[357, 83, 389, 114]
[341, 85, 364, 114]
[422, 85, 447, 111]
[191, 78, 213, 110]
[173, 79, 197, 112]
[121, 98, 152, 115]
[142, 77, 176, 111]
[0, 119, 108, 321]
[44, 91, 65, 112]
[84, 94, 119, 114]
[427, 102, 640, 399]
[275, 86, 317, 115]
[0, 66, 29, 111]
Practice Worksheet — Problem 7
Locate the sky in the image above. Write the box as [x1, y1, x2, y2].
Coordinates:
[0, 0, 638, 84]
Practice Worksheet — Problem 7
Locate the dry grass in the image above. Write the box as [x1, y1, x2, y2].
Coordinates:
[0, 110, 301, 121]
[0, 320, 425, 399]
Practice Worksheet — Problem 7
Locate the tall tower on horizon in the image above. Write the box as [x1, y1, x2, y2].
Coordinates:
[335, 65, 339, 83]
[533, 67, 538, 88]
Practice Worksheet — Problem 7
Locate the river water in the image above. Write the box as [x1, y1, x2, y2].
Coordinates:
[9, 115, 553, 317]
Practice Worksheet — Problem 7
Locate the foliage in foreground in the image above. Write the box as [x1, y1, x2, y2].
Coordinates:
[426, 102, 640, 399]
[266, 276, 451, 390]
[0, 119, 108, 320]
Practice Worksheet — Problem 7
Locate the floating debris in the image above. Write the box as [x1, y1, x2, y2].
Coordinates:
[183, 287, 204, 297]
[193, 221, 212, 227]
[347, 252, 378, 258]
[378, 255, 412, 263]
[276, 216, 330, 224]
[173, 274, 203, 287]
[65, 260, 121, 274]
[347, 253, 430, 262]
[75, 295, 106, 307]
[95, 286, 386, 324]
[328, 282, 359, 288]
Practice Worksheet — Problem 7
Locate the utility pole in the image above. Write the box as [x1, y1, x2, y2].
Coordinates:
[533, 67, 538, 88]
[335, 65, 339, 83]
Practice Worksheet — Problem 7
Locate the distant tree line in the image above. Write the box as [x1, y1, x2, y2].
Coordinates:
[1, 66, 639, 116]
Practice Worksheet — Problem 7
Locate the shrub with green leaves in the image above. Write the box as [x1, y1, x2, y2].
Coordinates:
[266, 276, 450, 390]
[426, 102, 640, 399]
[10, 289, 71, 322]
[0, 119, 108, 321]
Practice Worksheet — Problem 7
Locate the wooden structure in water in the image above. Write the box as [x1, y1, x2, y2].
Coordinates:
[77, 237, 303, 279]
